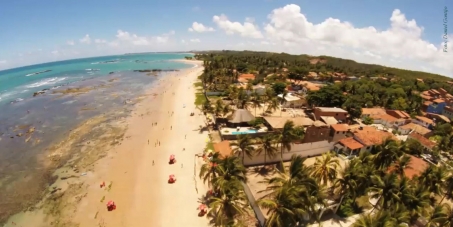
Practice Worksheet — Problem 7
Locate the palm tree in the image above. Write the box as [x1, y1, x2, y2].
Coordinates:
[256, 135, 278, 165]
[208, 182, 248, 226]
[426, 204, 447, 227]
[372, 138, 403, 169]
[199, 152, 223, 186]
[230, 135, 255, 165]
[419, 165, 448, 196]
[257, 183, 306, 227]
[392, 155, 412, 177]
[310, 152, 339, 186]
[279, 90, 288, 116]
[212, 155, 248, 194]
[278, 121, 298, 161]
[352, 211, 394, 227]
[440, 174, 453, 204]
[367, 173, 400, 210]
[266, 97, 279, 115]
[250, 91, 262, 116]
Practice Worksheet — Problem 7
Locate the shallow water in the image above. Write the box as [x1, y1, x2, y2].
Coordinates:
[0, 53, 193, 224]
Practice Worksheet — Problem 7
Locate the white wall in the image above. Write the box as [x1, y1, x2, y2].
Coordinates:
[241, 140, 334, 166]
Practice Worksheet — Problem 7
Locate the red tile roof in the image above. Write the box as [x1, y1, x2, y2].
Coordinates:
[388, 155, 428, 179]
[415, 116, 434, 125]
[353, 127, 396, 146]
[433, 99, 445, 104]
[331, 124, 349, 132]
[339, 137, 364, 150]
[213, 141, 232, 158]
[408, 132, 436, 149]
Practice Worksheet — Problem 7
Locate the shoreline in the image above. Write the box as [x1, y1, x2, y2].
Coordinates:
[4, 60, 209, 227]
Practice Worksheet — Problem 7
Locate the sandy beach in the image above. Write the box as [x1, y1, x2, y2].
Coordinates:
[4, 60, 210, 227]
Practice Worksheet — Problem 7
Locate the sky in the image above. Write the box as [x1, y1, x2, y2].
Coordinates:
[0, 0, 452, 76]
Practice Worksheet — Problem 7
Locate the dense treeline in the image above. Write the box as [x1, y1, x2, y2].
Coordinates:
[194, 50, 451, 82]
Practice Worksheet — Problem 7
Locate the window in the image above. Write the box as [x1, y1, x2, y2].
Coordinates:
[336, 131, 339, 134]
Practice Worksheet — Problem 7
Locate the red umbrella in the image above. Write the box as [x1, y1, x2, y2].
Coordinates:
[198, 204, 207, 210]
[170, 154, 175, 160]
[106, 201, 115, 207]
[169, 174, 175, 180]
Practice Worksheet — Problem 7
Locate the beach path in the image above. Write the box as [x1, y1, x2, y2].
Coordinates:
[71, 62, 210, 227]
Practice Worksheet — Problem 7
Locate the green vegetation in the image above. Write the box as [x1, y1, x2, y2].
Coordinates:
[194, 50, 453, 226]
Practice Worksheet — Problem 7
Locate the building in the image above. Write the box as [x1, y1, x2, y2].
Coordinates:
[353, 127, 396, 151]
[386, 110, 411, 120]
[408, 132, 436, 152]
[238, 74, 256, 83]
[398, 123, 432, 137]
[300, 81, 324, 94]
[330, 124, 349, 142]
[426, 112, 450, 124]
[361, 108, 401, 128]
[443, 106, 453, 120]
[427, 99, 447, 114]
[335, 137, 364, 156]
[263, 117, 314, 131]
[388, 155, 428, 179]
[412, 116, 435, 129]
[278, 93, 305, 108]
[314, 107, 348, 123]
[303, 121, 330, 143]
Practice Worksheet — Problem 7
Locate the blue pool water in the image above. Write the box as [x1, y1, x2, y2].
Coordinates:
[231, 130, 258, 135]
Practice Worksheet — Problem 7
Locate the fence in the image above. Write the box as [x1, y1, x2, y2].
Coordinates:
[242, 140, 334, 166]
[241, 182, 265, 227]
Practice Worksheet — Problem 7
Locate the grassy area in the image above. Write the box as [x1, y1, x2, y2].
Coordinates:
[195, 92, 207, 106]
[206, 141, 214, 151]
[193, 81, 203, 88]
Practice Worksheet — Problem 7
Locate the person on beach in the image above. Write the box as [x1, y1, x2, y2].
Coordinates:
[183, 148, 185, 151]
[185, 134, 186, 139]
[148, 139, 149, 145]
[171, 126, 172, 130]
[153, 160, 154, 165]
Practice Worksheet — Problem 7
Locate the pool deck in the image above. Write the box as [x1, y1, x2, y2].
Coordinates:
[220, 127, 267, 135]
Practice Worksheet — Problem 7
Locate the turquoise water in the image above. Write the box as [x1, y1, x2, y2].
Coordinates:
[0, 53, 193, 104]
[231, 130, 258, 135]
[0, 53, 195, 223]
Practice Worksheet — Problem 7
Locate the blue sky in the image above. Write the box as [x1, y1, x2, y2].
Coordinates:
[0, 0, 452, 76]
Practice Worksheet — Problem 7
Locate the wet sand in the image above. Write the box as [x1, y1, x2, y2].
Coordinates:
[4, 60, 210, 227]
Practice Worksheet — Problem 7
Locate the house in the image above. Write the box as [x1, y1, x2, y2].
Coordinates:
[335, 137, 364, 156]
[238, 74, 256, 83]
[412, 116, 435, 129]
[398, 123, 432, 137]
[386, 110, 411, 120]
[388, 155, 428, 179]
[263, 117, 314, 131]
[213, 140, 233, 158]
[314, 107, 348, 123]
[426, 112, 451, 124]
[300, 81, 324, 94]
[408, 132, 436, 152]
[278, 93, 305, 108]
[427, 99, 446, 114]
[303, 121, 330, 143]
[320, 116, 339, 126]
[353, 126, 396, 152]
[330, 124, 349, 142]
[442, 106, 453, 120]
[361, 108, 399, 128]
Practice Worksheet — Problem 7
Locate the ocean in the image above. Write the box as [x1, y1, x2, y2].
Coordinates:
[0, 53, 194, 224]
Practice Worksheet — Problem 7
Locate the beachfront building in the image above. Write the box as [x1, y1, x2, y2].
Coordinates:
[303, 121, 330, 143]
[333, 126, 396, 156]
[408, 132, 437, 153]
[219, 109, 267, 140]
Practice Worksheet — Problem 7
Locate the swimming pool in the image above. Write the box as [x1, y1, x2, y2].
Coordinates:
[231, 130, 257, 135]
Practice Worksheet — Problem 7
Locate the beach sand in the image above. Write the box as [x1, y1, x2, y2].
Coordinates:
[4, 60, 210, 227]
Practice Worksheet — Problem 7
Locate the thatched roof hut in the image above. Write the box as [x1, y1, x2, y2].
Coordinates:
[228, 109, 255, 124]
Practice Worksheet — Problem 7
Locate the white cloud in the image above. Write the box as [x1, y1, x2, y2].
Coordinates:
[190, 38, 201, 43]
[67, 40, 75, 46]
[0, 60, 6, 64]
[79, 34, 91, 44]
[213, 14, 263, 39]
[188, 22, 215, 32]
[51, 50, 59, 55]
[94, 39, 107, 44]
[261, 4, 452, 75]
[181, 39, 186, 44]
